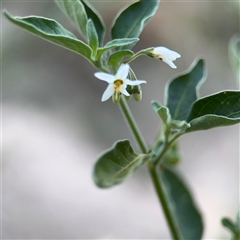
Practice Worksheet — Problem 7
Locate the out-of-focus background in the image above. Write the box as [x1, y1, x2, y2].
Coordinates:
[2, 1, 239, 239]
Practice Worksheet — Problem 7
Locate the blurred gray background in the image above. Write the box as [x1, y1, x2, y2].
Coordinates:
[2, 0, 239, 239]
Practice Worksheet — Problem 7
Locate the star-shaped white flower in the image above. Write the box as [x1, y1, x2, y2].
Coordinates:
[151, 47, 181, 68]
[94, 64, 146, 102]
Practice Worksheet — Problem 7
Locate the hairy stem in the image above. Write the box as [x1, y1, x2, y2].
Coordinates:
[147, 161, 181, 240]
[118, 96, 181, 239]
[118, 97, 148, 153]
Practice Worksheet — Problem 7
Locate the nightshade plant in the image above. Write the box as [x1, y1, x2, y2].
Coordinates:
[4, 1, 240, 239]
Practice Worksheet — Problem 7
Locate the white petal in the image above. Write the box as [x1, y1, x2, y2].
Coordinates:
[120, 85, 130, 96]
[94, 72, 115, 83]
[116, 64, 129, 79]
[101, 84, 114, 101]
[162, 58, 177, 68]
[125, 79, 147, 86]
[154, 46, 180, 60]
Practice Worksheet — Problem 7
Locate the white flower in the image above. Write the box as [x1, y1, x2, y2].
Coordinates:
[151, 47, 181, 68]
[94, 64, 146, 102]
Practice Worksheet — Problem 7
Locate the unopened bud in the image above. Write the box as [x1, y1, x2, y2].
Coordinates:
[125, 85, 132, 100]
[132, 85, 142, 101]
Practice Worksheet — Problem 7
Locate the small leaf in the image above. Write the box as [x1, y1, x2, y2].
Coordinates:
[186, 91, 240, 132]
[54, 0, 105, 45]
[160, 166, 203, 239]
[151, 102, 190, 130]
[166, 58, 206, 121]
[93, 140, 152, 188]
[4, 11, 92, 60]
[81, 0, 105, 46]
[108, 50, 134, 69]
[151, 100, 162, 112]
[156, 106, 171, 126]
[222, 218, 238, 234]
[96, 38, 139, 59]
[111, 0, 159, 49]
[86, 19, 98, 56]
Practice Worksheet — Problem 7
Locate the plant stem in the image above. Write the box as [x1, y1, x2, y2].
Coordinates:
[118, 97, 148, 154]
[147, 161, 181, 240]
[153, 132, 183, 166]
[118, 96, 180, 239]
[124, 47, 154, 64]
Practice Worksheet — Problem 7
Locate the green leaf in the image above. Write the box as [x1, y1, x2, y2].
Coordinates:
[222, 208, 240, 240]
[4, 11, 92, 61]
[86, 19, 98, 56]
[222, 218, 238, 234]
[151, 102, 190, 130]
[160, 166, 203, 239]
[96, 38, 139, 60]
[54, 0, 105, 46]
[151, 100, 162, 111]
[186, 91, 240, 132]
[54, 0, 88, 37]
[81, 0, 105, 46]
[93, 140, 152, 188]
[156, 106, 171, 126]
[111, 0, 159, 49]
[166, 58, 206, 121]
[108, 50, 134, 69]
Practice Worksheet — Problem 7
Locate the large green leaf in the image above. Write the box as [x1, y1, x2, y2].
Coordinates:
[186, 91, 240, 132]
[54, 0, 105, 45]
[160, 166, 203, 239]
[111, 0, 159, 49]
[4, 11, 92, 60]
[166, 58, 206, 121]
[93, 140, 152, 188]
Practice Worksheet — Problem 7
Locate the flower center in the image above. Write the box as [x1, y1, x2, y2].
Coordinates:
[114, 79, 123, 93]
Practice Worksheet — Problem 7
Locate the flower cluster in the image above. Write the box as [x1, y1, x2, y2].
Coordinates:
[95, 47, 181, 102]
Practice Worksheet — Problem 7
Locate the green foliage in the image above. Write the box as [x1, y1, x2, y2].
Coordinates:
[96, 38, 139, 60]
[93, 140, 152, 188]
[54, 0, 105, 46]
[108, 50, 134, 70]
[86, 19, 98, 56]
[160, 166, 203, 239]
[186, 91, 240, 132]
[4, 11, 92, 61]
[222, 209, 240, 240]
[151, 102, 190, 130]
[166, 58, 206, 121]
[111, 0, 159, 49]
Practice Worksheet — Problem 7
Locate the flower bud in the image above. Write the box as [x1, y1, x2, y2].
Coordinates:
[125, 85, 132, 100]
[132, 85, 142, 101]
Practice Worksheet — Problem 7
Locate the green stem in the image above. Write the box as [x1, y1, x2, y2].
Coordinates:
[153, 132, 183, 166]
[147, 161, 180, 240]
[118, 97, 148, 154]
[124, 47, 154, 64]
[118, 95, 181, 239]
